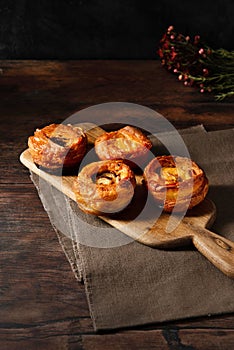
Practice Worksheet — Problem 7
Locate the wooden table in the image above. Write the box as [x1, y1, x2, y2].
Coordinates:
[0, 60, 233, 350]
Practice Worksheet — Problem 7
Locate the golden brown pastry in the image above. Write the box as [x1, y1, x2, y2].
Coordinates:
[143, 155, 209, 213]
[94, 126, 152, 167]
[28, 123, 87, 169]
[73, 160, 136, 215]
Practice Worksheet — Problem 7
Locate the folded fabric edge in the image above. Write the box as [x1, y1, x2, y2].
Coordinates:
[94, 309, 234, 332]
[30, 172, 84, 282]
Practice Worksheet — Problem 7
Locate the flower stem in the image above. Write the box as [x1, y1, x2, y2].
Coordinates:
[158, 26, 234, 101]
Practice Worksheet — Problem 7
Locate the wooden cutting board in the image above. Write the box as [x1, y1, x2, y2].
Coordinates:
[20, 122, 234, 278]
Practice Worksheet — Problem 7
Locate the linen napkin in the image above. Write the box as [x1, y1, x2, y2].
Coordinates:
[30, 126, 234, 331]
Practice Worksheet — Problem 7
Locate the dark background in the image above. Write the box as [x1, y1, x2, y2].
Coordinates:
[0, 0, 233, 59]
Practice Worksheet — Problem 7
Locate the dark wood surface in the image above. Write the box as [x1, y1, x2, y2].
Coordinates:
[0, 60, 233, 350]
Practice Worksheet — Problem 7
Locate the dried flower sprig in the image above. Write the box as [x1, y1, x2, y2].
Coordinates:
[158, 26, 234, 101]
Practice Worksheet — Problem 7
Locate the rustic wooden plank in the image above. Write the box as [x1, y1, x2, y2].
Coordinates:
[0, 339, 83, 350]
[0, 61, 233, 131]
[1, 328, 233, 350]
[82, 329, 234, 350]
[0, 322, 84, 350]
[177, 329, 234, 350]
[82, 331, 168, 350]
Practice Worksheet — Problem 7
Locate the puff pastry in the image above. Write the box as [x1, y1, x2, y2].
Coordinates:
[94, 126, 152, 167]
[144, 155, 209, 212]
[28, 123, 87, 169]
[73, 160, 136, 215]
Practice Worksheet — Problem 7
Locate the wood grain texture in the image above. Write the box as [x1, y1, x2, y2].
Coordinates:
[0, 60, 233, 349]
[0, 60, 233, 133]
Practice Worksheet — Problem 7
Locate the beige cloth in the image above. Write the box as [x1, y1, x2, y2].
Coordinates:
[30, 126, 234, 331]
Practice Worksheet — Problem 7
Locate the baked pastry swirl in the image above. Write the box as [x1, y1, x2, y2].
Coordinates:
[73, 160, 136, 215]
[144, 155, 209, 213]
[94, 126, 152, 167]
[28, 123, 87, 170]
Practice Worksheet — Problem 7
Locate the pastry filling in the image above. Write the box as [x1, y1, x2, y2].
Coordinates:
[114, 138, 140, 152]
[49, 126, 83, 147]
[160, 165, 192, 184]
[50, 137, 67, 147]
[96, 172, 118, 186]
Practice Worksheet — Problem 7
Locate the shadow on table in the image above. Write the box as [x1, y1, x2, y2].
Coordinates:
[208, 184, 234, 237]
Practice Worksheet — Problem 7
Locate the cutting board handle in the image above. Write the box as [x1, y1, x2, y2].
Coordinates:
[189, 225, 234, 278]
